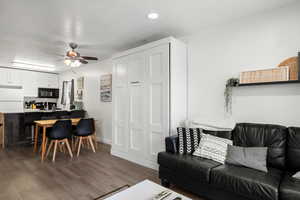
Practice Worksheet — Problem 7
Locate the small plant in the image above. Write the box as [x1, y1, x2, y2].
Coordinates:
[224, 78, 239, 113]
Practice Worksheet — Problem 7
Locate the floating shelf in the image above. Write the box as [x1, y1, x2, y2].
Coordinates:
[237, 80, 300, 87]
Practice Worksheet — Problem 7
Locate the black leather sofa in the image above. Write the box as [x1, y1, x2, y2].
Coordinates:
[157, 123, 300, 200]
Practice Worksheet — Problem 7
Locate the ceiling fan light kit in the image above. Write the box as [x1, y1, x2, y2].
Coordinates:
[63, 43, 98, 67]
[64, 58, 81, 68]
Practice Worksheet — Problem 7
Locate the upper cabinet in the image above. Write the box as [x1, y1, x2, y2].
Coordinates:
[0, 67, 59, 97]
[37, 73, 59, 89]
[22, 71, 38, 97]
[0, 68, 22, 86]
[23, 72, 59, 97]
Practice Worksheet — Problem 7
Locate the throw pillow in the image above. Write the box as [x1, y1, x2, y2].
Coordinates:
[177, 127, 202, 154]
[193, 133, 232, 164]
[226, 145, 268, 173]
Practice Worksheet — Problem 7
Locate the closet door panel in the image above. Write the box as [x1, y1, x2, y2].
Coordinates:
[112, 58, 128, 152]
[146, 44, 170, 162]
[128, 53, 146, 156]
[114, 87, 127, 147]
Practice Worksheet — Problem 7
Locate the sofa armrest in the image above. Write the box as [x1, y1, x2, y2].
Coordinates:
[165, 135, 179, 153]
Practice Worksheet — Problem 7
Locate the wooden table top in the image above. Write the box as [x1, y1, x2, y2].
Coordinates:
[34, 118, 81, 126]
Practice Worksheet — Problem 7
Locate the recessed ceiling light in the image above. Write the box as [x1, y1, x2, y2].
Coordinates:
[147, 12, 159, 20]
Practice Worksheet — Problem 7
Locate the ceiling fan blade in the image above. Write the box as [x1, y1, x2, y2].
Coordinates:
[79, 59, 88, 64]
[81, 56, 98, 60]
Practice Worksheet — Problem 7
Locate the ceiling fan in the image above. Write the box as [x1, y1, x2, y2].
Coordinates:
[64, 42, 98, 67]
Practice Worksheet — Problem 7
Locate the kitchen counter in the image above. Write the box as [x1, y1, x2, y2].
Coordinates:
[23, 109, 82, 113]
[3, 109, 86, 147]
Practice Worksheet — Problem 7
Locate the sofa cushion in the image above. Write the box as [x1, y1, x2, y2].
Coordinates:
[157, 152, 221, 183]
[233, 123, 287, 170]
[225, 145, 268, 173]
[203, 129, 232, 140]
[193, 133, 232, 164]
[280, 173, 300, 200]
[211, 164, 282, 200]
[286, 127, 300, 172]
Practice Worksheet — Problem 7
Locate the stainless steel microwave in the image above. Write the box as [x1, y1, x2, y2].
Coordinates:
[38, 88, 59, 99]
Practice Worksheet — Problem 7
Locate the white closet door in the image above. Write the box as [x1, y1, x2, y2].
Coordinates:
[127, 53, 146, 157]
[145, 44, 170, 162]
[112, 57, 129, 152]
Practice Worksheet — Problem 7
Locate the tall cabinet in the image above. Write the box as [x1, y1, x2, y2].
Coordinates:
[111, 37, 187, 169]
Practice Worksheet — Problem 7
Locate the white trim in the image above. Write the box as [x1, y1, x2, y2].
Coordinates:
[112, 37, 176, 59]
[96, 136, 112, 145]
[101, 138, 112, 145]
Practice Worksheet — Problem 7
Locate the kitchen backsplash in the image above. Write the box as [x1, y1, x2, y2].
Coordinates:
[24, 97, 58, 103]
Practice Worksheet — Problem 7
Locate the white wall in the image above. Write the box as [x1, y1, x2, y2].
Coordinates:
[59, 2, 300, 145]
[58, 59, 113, 144]
[184, 2, 300, 127]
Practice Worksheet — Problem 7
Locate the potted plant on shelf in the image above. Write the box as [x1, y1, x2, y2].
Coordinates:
[224, 78, 239, 113]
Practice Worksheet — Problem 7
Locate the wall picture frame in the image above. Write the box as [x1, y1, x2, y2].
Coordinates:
[100, 74, 112, 102]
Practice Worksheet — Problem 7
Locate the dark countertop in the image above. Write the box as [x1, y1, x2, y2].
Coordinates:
[4, 109, 84, 114]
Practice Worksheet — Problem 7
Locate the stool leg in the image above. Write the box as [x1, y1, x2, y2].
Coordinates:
[46, 140, 54, 159]
[65, 139, 73, 158]
[52, 140, 58, 162]
[93, 133, 98, 150]
[88, 136, 96, 153]
[33, 125, 38, 153]
[77, 137, 83, 157]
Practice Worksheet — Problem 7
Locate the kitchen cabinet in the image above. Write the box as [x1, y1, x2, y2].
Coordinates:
[111, 37, 187, 169]
[22, 70, 38, 97]
[0, 68, 22, 86]
[4, 113, 24, 147]
[22, 71, 59, 97]
[0, 68, 59, 97]
[37, 73, 59, 88]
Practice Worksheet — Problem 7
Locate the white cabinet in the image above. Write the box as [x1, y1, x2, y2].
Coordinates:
[0, 68, 59, 97]
[22, 71, 38, 97]
[0, 68, 22, 86]
[21, 71, 59, 97]
[37, 73, 59, 88]
[111, 37, 187, 169]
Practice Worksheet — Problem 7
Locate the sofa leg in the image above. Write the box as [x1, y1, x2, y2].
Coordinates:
[161, 179, 170, 188]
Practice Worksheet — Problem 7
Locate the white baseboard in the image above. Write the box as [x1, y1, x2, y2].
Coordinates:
[97, 137, 112, 145]
[111, 148, 159, 170]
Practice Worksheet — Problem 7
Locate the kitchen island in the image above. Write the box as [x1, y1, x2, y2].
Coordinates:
[3, 110, 86, 147]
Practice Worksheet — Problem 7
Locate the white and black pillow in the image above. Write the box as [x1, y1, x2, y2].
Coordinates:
[193, 133, 233, 164]
[177, 127, 202, 154]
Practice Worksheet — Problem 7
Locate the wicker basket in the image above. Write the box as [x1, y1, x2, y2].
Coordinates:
[240, 67, 289, 84]
[278, 57, 298, 80]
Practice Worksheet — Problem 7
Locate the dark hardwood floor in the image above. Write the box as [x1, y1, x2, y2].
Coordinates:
[0, 144, 203, 200]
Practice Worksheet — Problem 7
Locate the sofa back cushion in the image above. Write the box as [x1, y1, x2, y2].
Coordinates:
[287, 127, 300, 172]
[233, 123, 287, 170]
[203, 130, 232, 140]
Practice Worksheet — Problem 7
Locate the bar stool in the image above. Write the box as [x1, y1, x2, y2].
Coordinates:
[45, 120, 73, 162]
[73, 118, 96, 156]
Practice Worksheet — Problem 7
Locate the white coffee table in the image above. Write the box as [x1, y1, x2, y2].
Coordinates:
[104, 180, 192, 200]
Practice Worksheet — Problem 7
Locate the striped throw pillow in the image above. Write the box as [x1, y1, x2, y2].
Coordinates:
[193, 133, 232, 164]
[177, 127, 202, 154]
